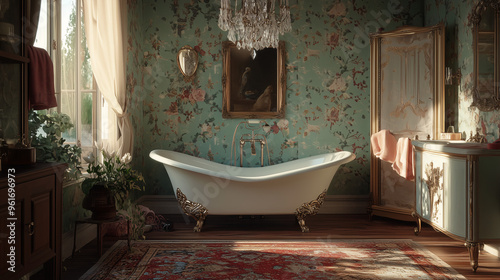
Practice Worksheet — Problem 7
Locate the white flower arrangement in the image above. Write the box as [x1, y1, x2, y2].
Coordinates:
[82, 142, 145, 207]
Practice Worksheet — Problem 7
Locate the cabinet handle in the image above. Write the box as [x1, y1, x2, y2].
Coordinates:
[28, 222, 35, 236]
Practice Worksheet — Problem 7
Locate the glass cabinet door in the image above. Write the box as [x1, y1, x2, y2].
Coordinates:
[0, 0, 26, 145]
[0, 0, 22, 55]
[0, 62, 22, 143]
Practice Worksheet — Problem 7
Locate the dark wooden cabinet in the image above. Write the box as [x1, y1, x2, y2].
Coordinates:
[1, 2, 64, 277]
[0, 163, 65, 280]
[0, 0, 29, 144]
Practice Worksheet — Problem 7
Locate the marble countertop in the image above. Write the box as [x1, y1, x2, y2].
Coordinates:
[412, 140, 500, 155]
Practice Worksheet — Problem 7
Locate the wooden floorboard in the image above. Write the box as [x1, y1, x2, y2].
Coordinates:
[59, 214, 500, 279]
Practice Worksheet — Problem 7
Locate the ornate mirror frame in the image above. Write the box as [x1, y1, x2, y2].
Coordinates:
[369, 24, 445, 221]
[177, 45, 198, 82]
[222, 41, 286, 119]
[469, 0, 500, 111]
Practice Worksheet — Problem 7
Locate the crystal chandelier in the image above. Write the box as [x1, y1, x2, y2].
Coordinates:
[218, 0, 291, 51]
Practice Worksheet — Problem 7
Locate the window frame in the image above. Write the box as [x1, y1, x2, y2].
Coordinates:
[40, 0, 103, 162]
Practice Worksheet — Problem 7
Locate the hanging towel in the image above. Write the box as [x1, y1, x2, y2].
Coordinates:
[370, 129, 397, 163]
[26, 45, 57, 110]
[392, 137, 415, 181]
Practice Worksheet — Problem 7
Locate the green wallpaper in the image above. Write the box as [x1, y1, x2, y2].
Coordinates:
[425, 0, 500, 142]
[126, 0, 424, 196]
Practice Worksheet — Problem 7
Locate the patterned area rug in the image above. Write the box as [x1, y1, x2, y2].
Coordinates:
[80, 239, 465, 279]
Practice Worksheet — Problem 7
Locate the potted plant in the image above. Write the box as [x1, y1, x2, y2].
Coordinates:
[29, 110, 82, 181]
[82, 142, 145, 219]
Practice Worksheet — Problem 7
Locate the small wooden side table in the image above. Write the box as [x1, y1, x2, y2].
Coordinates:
[72, 216, 130, 257]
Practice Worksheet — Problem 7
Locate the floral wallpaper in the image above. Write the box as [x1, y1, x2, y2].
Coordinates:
[126, 0, 423, 196]
[425, 0, 500, 142]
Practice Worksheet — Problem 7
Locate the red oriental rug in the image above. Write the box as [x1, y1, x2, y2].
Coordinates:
[80, 239, 465, 279]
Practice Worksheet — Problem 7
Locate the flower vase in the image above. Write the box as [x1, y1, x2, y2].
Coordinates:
[82, 183, 116, 220]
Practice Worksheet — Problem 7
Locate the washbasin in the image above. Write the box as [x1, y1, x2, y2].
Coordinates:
[418, 140, 463, 144]
[418, 140, 487, 147]
[413, 140, 490, 152]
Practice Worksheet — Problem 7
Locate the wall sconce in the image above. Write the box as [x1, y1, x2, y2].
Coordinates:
[445, 67, 462, 85]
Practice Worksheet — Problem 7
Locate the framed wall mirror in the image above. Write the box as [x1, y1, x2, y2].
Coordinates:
[222, 41, 286, 119]
[177, 45, 198, 82]
[470, 0, 500, 111]
[370, 24, 445, 221]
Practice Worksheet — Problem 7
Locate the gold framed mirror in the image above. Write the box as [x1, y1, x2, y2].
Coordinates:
[222, 41, 286, 119]
[470, 0, 500, 111]
[177, 45, 198, 82]
[369, 24, 445, 221]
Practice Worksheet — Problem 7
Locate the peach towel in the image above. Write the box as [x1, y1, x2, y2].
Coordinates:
[392, 137, 415, 181]
[370, 130, 397, 163]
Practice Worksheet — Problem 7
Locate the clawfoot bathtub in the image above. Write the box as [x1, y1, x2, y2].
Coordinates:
[150, 150, 355, 232]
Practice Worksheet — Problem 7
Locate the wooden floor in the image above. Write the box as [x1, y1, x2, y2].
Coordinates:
[60, 214, 500, 279]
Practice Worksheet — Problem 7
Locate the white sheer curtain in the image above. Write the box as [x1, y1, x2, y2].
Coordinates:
[82, 0, 132, 156]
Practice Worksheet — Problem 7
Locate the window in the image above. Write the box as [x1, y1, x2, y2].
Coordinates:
[35, 0, 112, 162]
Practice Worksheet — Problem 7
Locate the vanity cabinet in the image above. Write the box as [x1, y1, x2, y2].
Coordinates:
[0, 163, 66, 280]
[412, 140, 500, 272]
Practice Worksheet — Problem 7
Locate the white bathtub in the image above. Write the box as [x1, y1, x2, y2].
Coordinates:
[149, 149, 355, 232]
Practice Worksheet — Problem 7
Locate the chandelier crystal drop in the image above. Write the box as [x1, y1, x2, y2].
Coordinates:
[218, 0, 291, 51]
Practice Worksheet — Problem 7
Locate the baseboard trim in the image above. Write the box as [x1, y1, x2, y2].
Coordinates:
[137, 194, 370, 215]
[62, 223, 97, 261]
[319, 195, 370, 214]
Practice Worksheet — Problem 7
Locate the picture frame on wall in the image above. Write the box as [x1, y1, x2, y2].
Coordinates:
[222, 41, 286, 119]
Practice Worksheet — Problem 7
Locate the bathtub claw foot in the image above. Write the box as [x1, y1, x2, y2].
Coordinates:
[193, 219, 205, 233]
[176, 188, 208, 232]
[295, 190, 327, 232]
[297, 219, 310, 233]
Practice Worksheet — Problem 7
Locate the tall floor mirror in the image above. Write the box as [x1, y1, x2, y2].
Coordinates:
[370, 23, 445, 221]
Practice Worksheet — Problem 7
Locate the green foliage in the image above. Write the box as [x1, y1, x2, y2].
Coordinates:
[29, 110, 82, 181]
[119, 200, 147, 241]
[82, 149, 145, 204]
[81, 93, 93, 125]
[62, 1, 93, 90]
[83, 146, 146, 240]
